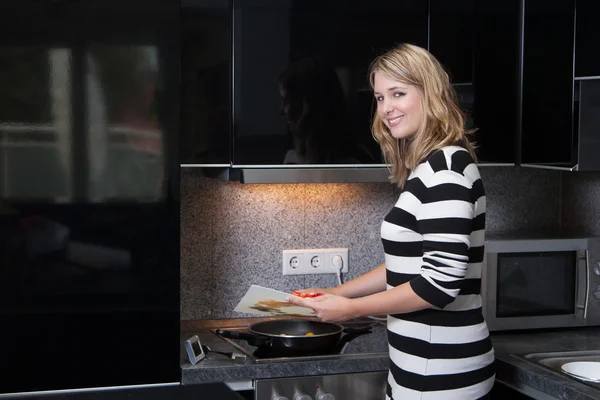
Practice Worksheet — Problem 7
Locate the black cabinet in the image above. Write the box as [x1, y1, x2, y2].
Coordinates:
[575, 0, 600, 78]
[520, 0, 600, 170]
[229, 0, 518, 168]
[232, 0, 428, 166]
[521, 0, 576, 167]
[429, 0, 474, 86]
[180, 0, 231, 166]
[471, 0, 521, 165]
[0, 1, 180, 394]
[490, 381, 535, 399]
[181, 0, 524, 173]
[430, 0, 520, 165]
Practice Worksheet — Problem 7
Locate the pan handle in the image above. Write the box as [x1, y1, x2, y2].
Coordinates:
[333, 324, 375, 353]
[215, 329, 269, 347]
[342, 323, 376, 334]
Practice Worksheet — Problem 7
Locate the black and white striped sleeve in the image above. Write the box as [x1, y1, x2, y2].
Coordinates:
[409, 169, 475, 308]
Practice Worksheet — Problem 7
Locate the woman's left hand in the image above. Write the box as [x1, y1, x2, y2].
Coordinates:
[286, 293, 357, 323]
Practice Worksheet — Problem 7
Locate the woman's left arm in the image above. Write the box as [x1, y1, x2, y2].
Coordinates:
[288, 169, 475, 322]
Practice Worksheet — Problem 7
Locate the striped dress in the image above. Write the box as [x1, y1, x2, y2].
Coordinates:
[382, 146, 495, 400]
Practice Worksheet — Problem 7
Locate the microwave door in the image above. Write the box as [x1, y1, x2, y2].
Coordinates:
[484, 249, 587, 331]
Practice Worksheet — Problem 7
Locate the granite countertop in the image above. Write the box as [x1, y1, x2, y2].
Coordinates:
[181, 320, 600, 400]
[491, 326, 600, 400]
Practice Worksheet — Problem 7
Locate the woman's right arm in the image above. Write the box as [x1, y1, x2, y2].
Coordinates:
[299, 263, 387, 299]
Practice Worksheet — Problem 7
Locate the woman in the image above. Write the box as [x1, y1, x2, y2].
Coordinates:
[287, 43, 495, 400]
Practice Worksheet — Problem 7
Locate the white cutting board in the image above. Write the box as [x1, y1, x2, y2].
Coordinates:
[233, 285, 316, 317]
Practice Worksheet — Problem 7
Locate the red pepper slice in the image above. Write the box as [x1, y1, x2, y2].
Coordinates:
[291, 291, 323, 298]
[306, 293, 323, 298]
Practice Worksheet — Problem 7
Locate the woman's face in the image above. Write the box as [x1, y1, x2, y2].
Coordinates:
[373, 73, 424, 140]
[279, 85, 302, 127]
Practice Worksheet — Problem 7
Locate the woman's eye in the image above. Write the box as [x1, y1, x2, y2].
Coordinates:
[375, 96, 383, 102]
[394, 92, 405, 97]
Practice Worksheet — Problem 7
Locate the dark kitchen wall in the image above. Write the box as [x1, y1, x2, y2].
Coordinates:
[180, 167, 562, 320]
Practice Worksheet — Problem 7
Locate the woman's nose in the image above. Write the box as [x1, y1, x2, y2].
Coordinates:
[382, 100, 393, 114]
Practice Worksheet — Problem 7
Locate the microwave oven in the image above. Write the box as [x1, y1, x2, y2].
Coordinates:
[482, 234, 600, 331]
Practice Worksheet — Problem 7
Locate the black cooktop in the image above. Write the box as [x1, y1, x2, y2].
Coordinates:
[212, 320, 389, 363]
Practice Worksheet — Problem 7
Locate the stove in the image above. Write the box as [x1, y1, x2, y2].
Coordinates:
[212, 320, 389, 363]
[212, 320, 390, 399]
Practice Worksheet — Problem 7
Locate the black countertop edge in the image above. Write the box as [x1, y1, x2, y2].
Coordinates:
[491, 327, 600, 400]
[182, 356, 390, 384]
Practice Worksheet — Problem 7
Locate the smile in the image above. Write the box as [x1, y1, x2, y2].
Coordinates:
[388, 116, 404, 127]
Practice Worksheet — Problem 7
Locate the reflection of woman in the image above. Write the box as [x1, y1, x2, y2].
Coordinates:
[289, 44, 494, 399]
[278, 58, 371, 164]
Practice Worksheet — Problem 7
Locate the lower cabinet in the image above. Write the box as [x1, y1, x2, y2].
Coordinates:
[491, 381, 535, 399]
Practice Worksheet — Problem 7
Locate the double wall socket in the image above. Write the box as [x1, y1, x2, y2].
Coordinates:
[282, 248, 349, 275]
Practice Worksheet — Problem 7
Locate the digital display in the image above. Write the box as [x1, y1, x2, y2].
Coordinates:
[186, 336, 205, 364]
[191, 339, 202, 356]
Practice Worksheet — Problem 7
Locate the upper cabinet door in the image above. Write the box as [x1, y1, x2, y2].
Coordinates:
[0, 1, 180, 394]
[521, 0, 575, 166]
[180, 0, 231, 166]
[429, 0, 474, 86]
[470, 0, 520, 165]
[575, 0, 600, 78]
[232, 0, 427, 166]
[430, 0, 520, 165]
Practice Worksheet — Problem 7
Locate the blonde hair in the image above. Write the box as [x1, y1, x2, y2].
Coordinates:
[369, 43, 477, 188]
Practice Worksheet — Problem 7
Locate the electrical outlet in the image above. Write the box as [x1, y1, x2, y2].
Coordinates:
[282, 249, 305, 274]
[282, 248, 348, 275]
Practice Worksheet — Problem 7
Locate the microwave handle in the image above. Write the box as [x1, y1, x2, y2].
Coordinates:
[576, 250, 590, 318]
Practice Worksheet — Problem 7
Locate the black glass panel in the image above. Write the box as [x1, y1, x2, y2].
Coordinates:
[181, 1, 231, 165]
[578, 80, 600, 170]
[0, 1, 180, 394]
[521, 0, 575, 166]
[575, 0, 600, 78]
[471, 0, 520, 164]
[429, 0, 474, 85]
[496, 252, 576, 318]
[233, 0, 427, 165]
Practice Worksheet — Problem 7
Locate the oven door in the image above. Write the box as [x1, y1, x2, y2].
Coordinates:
[483, 239, 589, 331]
[255, 372, 387, 400]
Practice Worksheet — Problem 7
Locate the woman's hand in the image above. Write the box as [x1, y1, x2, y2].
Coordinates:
[287, 293, 357, 323]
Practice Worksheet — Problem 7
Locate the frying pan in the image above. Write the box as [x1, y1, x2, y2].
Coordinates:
[216, 319, 373, 354]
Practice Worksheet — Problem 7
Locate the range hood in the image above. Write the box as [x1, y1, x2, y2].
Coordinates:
[211, 165, 392, 184]
[197, 162, 511, 184]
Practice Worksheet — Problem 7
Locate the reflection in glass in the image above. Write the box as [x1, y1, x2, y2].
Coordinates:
[0, 46, 72, 201]
[0, 5, 179, 393]
[496, 252, 576, 317]
[278, 58, 374, 164]
[86, 45, 163, 202]
[233, 0, 428, 165]
[455, 83, 475, 132]
[0, 45, 164, 203]
[180, 5, 231, 165]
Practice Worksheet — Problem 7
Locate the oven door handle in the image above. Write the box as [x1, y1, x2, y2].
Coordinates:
[576, 250, 590, 318]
